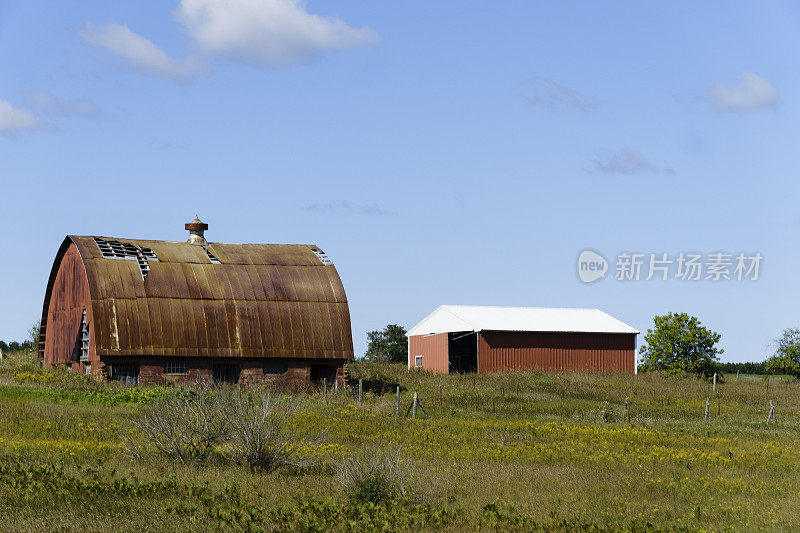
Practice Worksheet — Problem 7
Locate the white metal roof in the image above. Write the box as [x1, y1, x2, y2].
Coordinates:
[407, 305, 639, 336]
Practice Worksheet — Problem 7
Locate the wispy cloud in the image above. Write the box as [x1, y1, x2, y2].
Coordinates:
[302, 201, 390, 215]
[525, 77, 595, 111]
[708, 72, 778, 113]
[82, 23, 201, 80]
[27, 92, 102, 118]
[83, 1, 379, 79]
[590, 148, 671, 175]
[177, 0, 380, 65]
[0, 100, 38, 135]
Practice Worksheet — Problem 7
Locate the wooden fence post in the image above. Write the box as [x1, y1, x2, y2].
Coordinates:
[323, 378, 327, 400]
[712, 373, 717, 393]
[404, 391, 427, 419]
[767, 400, 775, 424]
[358, 379, 363, 404]
[704, 397, 710, 422]
[624, 397, 629, 421]
[396, 386, 400, 417]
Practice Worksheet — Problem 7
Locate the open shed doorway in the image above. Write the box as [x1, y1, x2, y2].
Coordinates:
[448, 331, 477, 373]
[310, 363, 337, 383]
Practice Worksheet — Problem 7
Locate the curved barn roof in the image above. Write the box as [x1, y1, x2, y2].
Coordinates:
[41, 236, 353, 359]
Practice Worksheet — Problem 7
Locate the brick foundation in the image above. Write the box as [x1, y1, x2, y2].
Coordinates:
[99, 356, 348, 387]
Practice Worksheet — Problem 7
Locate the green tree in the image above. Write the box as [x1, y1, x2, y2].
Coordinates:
[638, 312, 722, 378]
[765, 328, 800, 378]
[27, 320, 41, 353]
[364, 324, 408, 364]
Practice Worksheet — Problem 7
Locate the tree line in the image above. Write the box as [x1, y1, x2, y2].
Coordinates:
[0, 321, 40, 354]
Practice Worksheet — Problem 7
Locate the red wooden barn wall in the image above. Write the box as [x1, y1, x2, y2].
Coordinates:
[43, 243, 97, 373]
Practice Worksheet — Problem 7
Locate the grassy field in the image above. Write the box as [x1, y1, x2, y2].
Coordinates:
[0, 354, 798, 532]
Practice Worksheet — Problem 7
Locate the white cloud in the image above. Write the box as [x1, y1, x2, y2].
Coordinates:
[27, 92, 102, 118]
[176, 0, 380, 65]
[525, 77, 595, 111]
[709, 72, 778, 113]
[592, 148, 659, 175]
[82, 23, 201, 80]
[0, 100, 38, 135]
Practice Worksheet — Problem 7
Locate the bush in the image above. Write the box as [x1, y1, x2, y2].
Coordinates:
[765, 328, 800, 378]
[224, 391, 322, 472]
[122, 386, 321, 470]
[336, 448, 409, 504]
[596, 400, 617, 423]
[121, 386, 232, 463]
[13, 371, 55, 384]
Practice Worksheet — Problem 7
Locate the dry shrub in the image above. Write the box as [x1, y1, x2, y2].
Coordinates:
[224, 391, 322, 472]
[121, 386, 231, 463]
[336, 448, 409, 504]
[122, 385, 322, 471]
[596, 400, 619, 423]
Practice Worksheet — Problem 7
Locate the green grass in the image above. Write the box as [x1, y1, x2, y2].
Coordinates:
[1, 353, 799, 531]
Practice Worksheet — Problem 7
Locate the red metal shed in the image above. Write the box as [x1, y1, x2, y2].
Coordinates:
[407, 305, 638, 374]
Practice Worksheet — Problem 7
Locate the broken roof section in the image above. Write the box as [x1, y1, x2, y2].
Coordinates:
[407, 305, 639, 336]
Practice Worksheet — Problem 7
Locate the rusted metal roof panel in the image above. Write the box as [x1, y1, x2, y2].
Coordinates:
[243, 265, 266, 301]
[210, 244, 252, 265]
[182, 263, 203, 299]
[238, 300, 260, 355]
[137, 239, 208, 263]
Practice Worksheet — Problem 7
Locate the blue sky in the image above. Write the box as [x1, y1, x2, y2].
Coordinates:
[1, 1, 798, 362]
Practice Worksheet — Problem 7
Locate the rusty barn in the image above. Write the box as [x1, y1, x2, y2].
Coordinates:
[38, 218, 353, 385]
[407, 305, 638, 374]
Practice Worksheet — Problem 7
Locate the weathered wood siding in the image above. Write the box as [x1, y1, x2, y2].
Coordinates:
[42, 243, 97, 374]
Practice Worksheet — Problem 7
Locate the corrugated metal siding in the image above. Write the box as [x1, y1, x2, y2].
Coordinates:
[478, 331, 636, 373]
[40, 236, 354, 361]
[408, 333, 449, 373]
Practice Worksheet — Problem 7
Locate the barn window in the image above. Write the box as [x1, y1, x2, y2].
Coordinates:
[264, 363, 288, 375]
[108, 363, 140, 384]
[415, 356, 422, 368]
[164, 361, 188, 375]
[92, 237, 159, 281]
[311, 249, 332, 265]
[66, 363, 72, 373]
[83, 363, 91, 375]
[202, 246, 221, 264]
